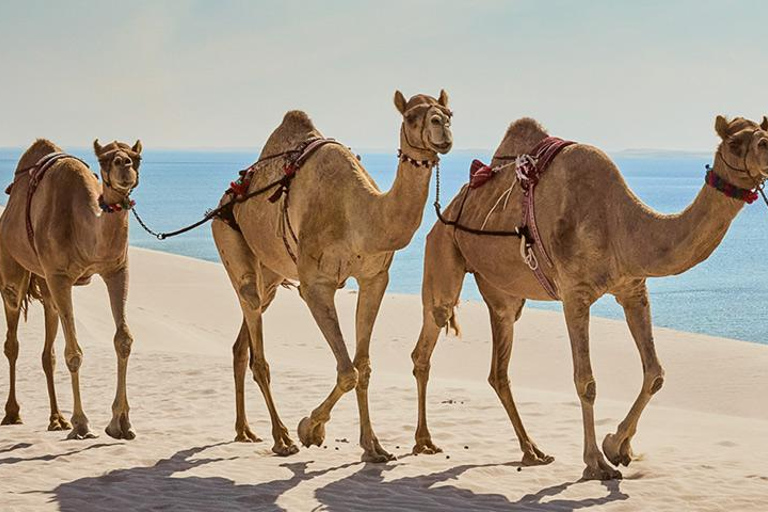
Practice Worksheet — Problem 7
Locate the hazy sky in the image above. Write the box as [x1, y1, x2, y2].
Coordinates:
[1, 1, 766, 151]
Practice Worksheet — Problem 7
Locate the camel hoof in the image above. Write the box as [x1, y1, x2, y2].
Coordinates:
[272, 441, 300, 457]
[602, 433, 633, 467]
[48, 414, 72, 431]
[1, 413, 22, 425]
[582, 460, 623, 481]
[234, 426, 262, 443]
[362, 449, 396, 463]
[412, 440, 442, 455]
[67, 428, 98, 440]
[297, 416, 325, 448]
[522, 450, 555, 466]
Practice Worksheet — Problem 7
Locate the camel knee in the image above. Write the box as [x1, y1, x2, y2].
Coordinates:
[576, 377, 597, 405]
[337, 367, 359, 392]
[251, 358, 271, 385]
[645, 367, 665, 395]
[238, 277, 262, 311]
[354, 358, 371, 389]
[113, 325, 133, 359]
[4, 336, 19, 362]
[65, 348, 83, 373]
[488, 371, 510, 393]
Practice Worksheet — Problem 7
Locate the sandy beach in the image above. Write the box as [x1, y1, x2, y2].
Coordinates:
[0, 246, 766, 511]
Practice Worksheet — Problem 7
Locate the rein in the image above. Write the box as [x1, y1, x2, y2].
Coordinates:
[131, 139, 345, 241]
[131, 148, 303, 240]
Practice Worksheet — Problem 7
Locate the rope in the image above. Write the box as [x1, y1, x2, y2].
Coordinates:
[132, 175, 286, 240]
[433, 160, 524, 238]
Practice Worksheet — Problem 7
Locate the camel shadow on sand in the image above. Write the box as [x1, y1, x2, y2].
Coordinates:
[46, 446, 628, 512]
[313, 458, 629, 512]
[47, 443, 360, 512]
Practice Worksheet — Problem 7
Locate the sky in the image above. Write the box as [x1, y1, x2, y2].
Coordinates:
[1, 0, 766, 151]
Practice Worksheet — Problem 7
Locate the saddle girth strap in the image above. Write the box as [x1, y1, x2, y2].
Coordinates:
[518, 136, 576, 300]
[24, 152, 90, 251]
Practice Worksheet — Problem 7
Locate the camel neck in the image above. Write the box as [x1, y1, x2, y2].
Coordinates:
[625, 159, 745, 277]
[365, 155, 434, 252]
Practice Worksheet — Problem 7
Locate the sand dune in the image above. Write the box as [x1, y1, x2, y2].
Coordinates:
[1, 247, 767, 511]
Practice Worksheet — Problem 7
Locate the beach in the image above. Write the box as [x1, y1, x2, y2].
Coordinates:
[1, 246, 767, 511]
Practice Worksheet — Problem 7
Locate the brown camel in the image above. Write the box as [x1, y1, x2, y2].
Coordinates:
[0, 138, 143, 440]
[212, 90, 453, 461]
[411, 115, 768, 480]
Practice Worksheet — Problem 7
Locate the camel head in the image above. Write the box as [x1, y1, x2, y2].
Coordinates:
[93, 139, 143, 195]
[394, 90, 453, 155]
[714, 115, 768, 186]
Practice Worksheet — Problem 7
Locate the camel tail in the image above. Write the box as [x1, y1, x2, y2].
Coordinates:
[445, 306, 461, 337]
[21, 275, 43, 322]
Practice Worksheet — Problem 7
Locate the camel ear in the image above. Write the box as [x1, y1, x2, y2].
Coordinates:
[394, 90, 407, 115]
[93, 139, 103, 156]
[132, 140, 143, 154]
[438, 89, 449, 108]
[715, 115, 730, 139]
[761, 116, 768, 131]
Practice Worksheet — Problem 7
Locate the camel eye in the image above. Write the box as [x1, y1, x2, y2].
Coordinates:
[114, 157, 123, 165]
[430, 116, 441, 125]
[759, 139, 768, 149]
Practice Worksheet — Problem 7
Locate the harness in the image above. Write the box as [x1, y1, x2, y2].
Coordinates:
[435, 136, 574, 300]
[217, 138, 344, 262]
[6, 152, 90, 251]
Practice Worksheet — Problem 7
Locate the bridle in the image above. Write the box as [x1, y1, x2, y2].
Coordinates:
[709, 129, 768, 207]
[400, 103, 452, 157]
[97, 149, 142, 207]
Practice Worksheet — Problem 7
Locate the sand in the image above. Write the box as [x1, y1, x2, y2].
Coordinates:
[1, 246, 767, 511]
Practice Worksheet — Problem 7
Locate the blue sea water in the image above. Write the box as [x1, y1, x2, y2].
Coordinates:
[1, 147, 766, 345]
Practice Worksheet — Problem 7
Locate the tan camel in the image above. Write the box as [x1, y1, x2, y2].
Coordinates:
[411, 115, 768, 480]
[212, 90, 453, 461]
[0, 138, 143, 440]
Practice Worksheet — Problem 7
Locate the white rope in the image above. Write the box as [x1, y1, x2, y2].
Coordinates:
[480, 180, 517, 230]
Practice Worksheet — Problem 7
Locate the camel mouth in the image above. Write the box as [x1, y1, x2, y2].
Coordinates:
[431, 141, 453, 154]
[111, 181, 136, 193]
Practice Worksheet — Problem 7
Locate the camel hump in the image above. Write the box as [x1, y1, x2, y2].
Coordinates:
[505, 117, 549, 142]
[280, 110, 316, 133]
[16, 138, 62, 173]
[260, 110, 323, 158]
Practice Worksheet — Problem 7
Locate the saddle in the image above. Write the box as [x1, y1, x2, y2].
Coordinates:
[5, 152, 90, 251]
[466, 136, 575, 299]
[218, 138, 343, 263]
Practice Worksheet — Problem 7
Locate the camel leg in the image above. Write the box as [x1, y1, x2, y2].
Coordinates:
[563, 291, 621, 480]
[102, 267, 135, 440]
[46, 274, 96, 439]
[231, 319, 261, 443]
[297, 279, 358, 449]
[476, 276, 553, 466]
[603, 281, 664, 467]
[353, 271, 394, 462]
[213, 220, 297, 455]
[38, 281, 71, 431]
[1, 282, 25, 426]
[411, 224, 466, 454]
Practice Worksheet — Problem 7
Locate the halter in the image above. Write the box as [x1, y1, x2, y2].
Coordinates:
[400, 102, 452, 155]
[97, 149, 141, 213]
[706, 131, 768, 207]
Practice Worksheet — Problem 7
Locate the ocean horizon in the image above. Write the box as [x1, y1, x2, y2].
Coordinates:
[1, 147, 766, 346]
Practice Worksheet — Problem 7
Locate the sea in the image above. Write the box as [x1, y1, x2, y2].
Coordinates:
[1, 147, 766, 345]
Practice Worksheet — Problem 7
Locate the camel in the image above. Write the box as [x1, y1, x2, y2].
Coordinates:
[411, 115, 768, 480]
[0, 138, 143, 440]
[212, 90, 453, 461]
